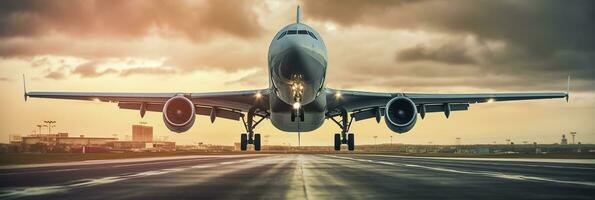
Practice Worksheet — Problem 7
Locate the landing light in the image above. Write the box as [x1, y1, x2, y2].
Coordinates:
[293, 102, 301, 110]
[92, 98, 101, 102]
[335, 91, 342, 98]
[487, 98, 495, 103]
[255, 92, 262, 98]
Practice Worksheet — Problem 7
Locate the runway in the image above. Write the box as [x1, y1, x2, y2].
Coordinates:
[1, 154, 594, 200]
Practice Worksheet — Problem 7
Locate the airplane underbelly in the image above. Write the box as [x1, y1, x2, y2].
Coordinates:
[269, 91, 326, 132]
[270, 111, 324, 132]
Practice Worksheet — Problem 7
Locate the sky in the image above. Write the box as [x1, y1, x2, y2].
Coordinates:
[0, 0, 593, 146]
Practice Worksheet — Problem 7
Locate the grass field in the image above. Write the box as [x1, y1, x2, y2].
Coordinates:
[1, 151, 594, 166]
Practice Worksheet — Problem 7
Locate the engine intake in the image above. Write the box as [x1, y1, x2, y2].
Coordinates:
[162, 95, 196, 133]
[385, 97, 417, 133]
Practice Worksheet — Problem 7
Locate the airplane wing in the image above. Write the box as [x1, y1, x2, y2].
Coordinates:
[325, 88, 568, 120]
[25, 89, 270, 121]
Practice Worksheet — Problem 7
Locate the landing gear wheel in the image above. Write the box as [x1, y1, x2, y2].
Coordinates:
[347, 133, 355, 151]
[239, 107, 269, 152]
[334, 134, 341, 151]
[240, 133, 248, 151]
[254, 133, 261, 151]
[330, 111, 355, 152]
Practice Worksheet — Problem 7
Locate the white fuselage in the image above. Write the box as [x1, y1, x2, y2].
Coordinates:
[267, 23, 328, 132]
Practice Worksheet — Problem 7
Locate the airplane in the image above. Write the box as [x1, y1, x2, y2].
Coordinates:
[24, 6, 568, 151]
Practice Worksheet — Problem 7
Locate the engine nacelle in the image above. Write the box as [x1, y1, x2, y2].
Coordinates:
[162, 95, 196, 133]
[384, 97, 417, 133]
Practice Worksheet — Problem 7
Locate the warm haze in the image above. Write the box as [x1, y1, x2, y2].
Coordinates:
[0, 0, 593, 146]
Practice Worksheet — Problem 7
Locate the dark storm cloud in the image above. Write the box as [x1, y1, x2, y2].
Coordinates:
[303, 0, 595, 90]
[302, 0, 595, 54]
[0, 0, 262, 40]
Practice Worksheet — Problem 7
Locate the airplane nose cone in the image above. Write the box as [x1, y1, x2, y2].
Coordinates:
[277, 45, 323, 82]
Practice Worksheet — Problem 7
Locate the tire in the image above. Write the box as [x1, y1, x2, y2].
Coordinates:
[348, 133, 355, 151]
[334, 134, 341, 151]
[254, 133, 261, 151]
[240, 133, 248, 151]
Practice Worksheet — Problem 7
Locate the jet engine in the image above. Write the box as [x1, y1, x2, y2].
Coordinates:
[384, 97, 418, 133]
[162, 95, 196, 133]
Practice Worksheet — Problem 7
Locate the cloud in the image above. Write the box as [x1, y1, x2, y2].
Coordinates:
[224, 68, 268, 87]
[1, 1, 594, 93]
[0, 0, 263, 40]
[397, 43, 476, 65]
[302, 0, 595, 56]
[303, 0, 595, 91]
[72, 61, 117, 78]
[44, 71, 66, 80]
[119, 67, 176, 77]
[0, 1, 270, 73]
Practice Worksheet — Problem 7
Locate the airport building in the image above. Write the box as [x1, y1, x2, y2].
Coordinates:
[18, 133, 117, 152]
[107, 124, 175, 152]
[6, 124, 175, 153]
[132, 124, 153, 142]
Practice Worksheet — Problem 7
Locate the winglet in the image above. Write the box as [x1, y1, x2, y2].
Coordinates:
[296, 5, 301, 24]
[566, 75, 570, 102]
[23, 74, 28, 102]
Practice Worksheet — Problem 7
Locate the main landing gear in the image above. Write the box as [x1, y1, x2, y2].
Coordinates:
[328, 111, 355, 151]
[240, 108, 269, 151]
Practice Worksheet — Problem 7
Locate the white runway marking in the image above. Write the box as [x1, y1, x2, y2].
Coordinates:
[0, 154, 262, 170]
[363, 154, 595, 164]
[0, 168, 80, 176]
[0, 157, 257, 199]
[327, 155, 595, 187]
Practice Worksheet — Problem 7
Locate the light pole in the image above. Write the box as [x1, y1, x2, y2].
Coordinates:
[373, 136, 378, 151]
[44, 120, 56, 134]
[570, 132, 577, 144]
[390, 135, 393, 145]
[373, 136, 378, 145]
[36, 124, 44, 135]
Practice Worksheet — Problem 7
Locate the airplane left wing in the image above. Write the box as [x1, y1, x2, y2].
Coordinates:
[325, 88, 568, 120]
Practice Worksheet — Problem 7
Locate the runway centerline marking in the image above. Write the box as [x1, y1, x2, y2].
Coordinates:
[326, 155, 595, 187]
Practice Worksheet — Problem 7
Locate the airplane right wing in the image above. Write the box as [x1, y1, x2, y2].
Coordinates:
[26, 89, 271, 121]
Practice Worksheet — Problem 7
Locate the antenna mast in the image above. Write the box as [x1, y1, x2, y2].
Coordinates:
[296, 6, 301, 24]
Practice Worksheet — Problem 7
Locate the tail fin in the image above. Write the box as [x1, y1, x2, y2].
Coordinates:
[296, 5, 301, 24]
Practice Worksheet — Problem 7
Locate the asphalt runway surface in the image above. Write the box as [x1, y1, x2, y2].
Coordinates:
[1, 154, 594, 200]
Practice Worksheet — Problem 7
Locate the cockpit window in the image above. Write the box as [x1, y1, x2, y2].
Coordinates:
[277, 31, 287, 40]
[277, 30, 318, 40]
[308, 31, 318, 40]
